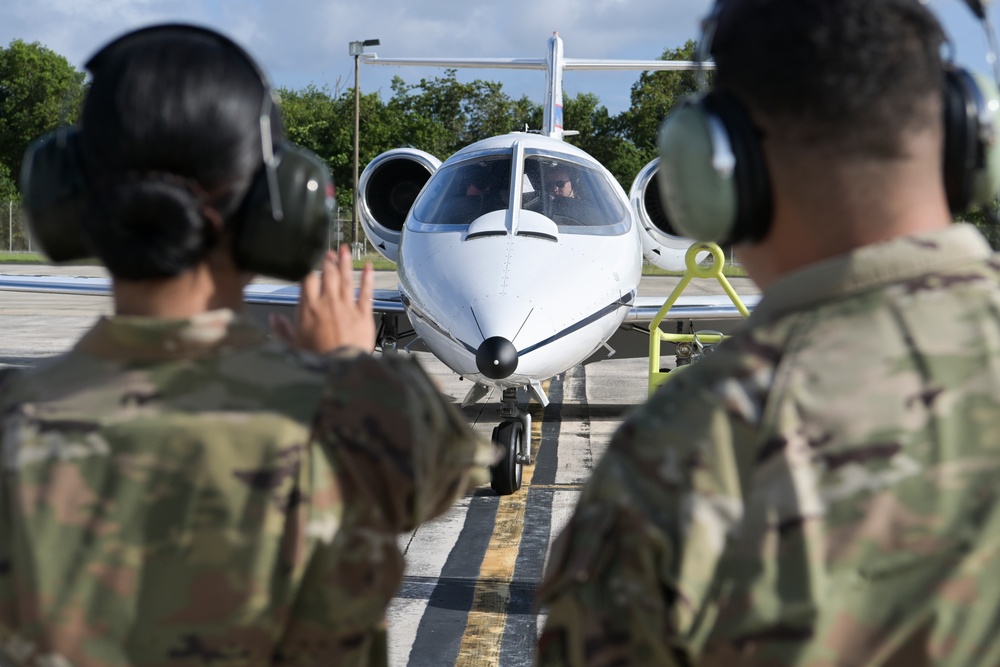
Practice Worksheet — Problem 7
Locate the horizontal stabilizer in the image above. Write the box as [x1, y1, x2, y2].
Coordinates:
[363, 34, 713, 141]
[562, 59, 713, 72]
[364, 55, 547, 70]
[363, 55, 713, 73]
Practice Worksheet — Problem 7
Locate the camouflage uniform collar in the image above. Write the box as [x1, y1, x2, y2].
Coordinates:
[74, 309, 270, 361]
[751, 224, 993, 323]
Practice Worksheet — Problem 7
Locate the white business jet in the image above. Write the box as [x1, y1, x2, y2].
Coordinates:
[345, 34, 754, 494]
[0, 34, 756, 495]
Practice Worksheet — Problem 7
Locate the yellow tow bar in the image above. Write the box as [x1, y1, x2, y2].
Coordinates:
[648, 242, 750, 395]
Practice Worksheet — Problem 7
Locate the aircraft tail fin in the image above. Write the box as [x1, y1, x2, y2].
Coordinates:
[363, 35, 713, 141]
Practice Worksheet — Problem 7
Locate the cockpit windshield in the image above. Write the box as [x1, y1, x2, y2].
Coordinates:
[411, 156, 512, 226]
[520, 154, 627, 230]
[409, 148, 628, 234]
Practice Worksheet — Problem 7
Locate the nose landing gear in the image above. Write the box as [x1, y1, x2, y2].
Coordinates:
[489, 387, 532, 495]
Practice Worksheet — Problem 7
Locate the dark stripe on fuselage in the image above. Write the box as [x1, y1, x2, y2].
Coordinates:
[403, 291, 636, 362]
[517, 292, 635, 357]
[401, 294, 479, 354]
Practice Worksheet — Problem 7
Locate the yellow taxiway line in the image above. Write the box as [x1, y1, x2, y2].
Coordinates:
[456, 382, 548, 666]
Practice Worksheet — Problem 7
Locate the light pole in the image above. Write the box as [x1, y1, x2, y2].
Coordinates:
[350, 38, 379, 258]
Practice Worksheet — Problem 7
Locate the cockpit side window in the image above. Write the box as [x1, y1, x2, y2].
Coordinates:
[411, 156, 512, 226]
[521, 155, 627, 229]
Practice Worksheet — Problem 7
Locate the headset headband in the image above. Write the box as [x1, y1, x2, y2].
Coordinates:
[86, 24, 286, 220]
[86, 23, 272, 87]
[700, 0, 1000, 89]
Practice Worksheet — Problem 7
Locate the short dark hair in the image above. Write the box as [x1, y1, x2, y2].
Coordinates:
[712, 0, 946, 157]
[78, 27, 274, 279]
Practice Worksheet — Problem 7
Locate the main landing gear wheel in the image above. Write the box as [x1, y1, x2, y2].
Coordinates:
[490, 420, 524, 496]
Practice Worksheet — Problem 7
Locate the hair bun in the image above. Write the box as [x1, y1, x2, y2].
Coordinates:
[84, 174, 219, 279]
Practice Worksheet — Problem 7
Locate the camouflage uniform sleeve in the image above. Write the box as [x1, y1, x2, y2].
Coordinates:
[272, 351, 493, 663]
[536, 376, 756, 667]
[315, 350, 493, 532]
[0, 368, 19, 655]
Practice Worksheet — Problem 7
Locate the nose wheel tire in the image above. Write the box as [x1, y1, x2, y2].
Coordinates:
[490, 419, 524, 495]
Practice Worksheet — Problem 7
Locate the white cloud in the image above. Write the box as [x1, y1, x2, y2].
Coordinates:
[2, 0, 997, 118]
[5, 0, 210, 65]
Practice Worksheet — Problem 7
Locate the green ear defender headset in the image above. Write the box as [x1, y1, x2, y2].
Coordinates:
[18, 23, 332, 281]
[657, 0, 1000, 246]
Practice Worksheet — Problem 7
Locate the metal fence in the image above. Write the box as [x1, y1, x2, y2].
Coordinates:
[0, 200, 358, 257]
[1, 201, 32, 254]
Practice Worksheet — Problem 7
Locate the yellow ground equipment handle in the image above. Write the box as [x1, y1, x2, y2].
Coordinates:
[648, 242, 750, 395]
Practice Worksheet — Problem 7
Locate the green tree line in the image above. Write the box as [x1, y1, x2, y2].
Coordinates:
[0, 38, 701, 231]
[2, 36, 997, 248]
[251, 40, 706, 231]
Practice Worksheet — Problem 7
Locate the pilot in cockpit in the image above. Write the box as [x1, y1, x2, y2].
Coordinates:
[543, 167, 577, 199]
[524, 162, 596, 226]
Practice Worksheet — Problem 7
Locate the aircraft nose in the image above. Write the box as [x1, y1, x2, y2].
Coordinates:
[476, 336, 518, 380]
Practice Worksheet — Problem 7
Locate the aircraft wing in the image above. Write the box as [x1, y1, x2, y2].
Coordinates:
[625, 294, 759, 325]
[242, 282, 406, 314]
[0, 274, 751, 324]
[591, 294, 759, 363]
[0, 275, 406, 314]
[0, 274, 113, 297]
[0, 274, 756, 363]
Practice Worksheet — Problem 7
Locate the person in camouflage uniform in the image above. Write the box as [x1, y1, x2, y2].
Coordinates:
[0, 25, 491, 667]
[536, 0, 1000, 665]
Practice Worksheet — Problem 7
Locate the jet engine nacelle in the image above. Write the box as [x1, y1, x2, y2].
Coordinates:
[629, 157, 702, 272]
[358, 148, 441, 262]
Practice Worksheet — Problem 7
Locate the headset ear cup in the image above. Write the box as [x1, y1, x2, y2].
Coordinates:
[657, 91, 772, 245]
[702, 91, 772, 244]
[943, 67, 1000, 213]
[943, 68, 980, 213]
[234, 146, 332, 281]
[19, 128, 93, 262]
[970, 71, 1000, 208]
[657, 98, 740, 243]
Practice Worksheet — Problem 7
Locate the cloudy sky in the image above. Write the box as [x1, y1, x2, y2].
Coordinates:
[2, 0, 999, 117]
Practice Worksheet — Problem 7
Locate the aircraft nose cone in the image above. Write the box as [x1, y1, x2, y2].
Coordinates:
[476, 336, 518, 380]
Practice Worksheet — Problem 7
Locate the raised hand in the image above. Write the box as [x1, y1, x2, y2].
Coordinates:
[271, 245, 376, 354]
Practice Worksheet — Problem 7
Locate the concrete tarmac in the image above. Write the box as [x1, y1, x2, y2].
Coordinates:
[0, 264, 760, 666]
